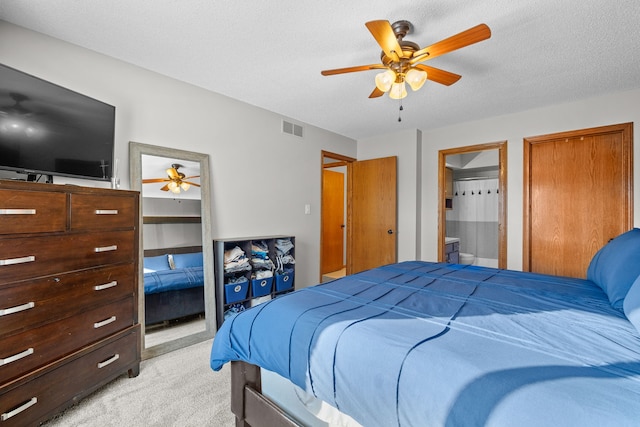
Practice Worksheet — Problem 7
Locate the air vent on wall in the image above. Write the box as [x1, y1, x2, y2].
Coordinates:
[282, 120, 303, 138]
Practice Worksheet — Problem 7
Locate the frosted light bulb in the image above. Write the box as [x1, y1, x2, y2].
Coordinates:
[406, 68, 427, 91]
[389, 81, 407, 99]
[374, 70, 396, 92]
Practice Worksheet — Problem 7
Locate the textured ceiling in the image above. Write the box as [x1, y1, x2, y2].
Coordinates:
[1, 0, 639, 140]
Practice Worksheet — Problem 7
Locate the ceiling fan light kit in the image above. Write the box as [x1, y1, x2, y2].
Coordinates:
[321, 19, 491, 103]
[374, 68, 427, 99]
[166, 180, 190, 194]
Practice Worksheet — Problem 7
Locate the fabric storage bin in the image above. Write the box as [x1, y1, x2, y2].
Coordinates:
[251, 276, 273, 297]
[275, 270, 294, 292]
[225, 279, 249, 303]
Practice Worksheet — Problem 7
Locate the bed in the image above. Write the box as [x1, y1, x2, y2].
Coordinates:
[210, 228, 640, 426]
[143, 246, 205, 326]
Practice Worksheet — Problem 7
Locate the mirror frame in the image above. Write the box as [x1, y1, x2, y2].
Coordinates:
[129, 141, 215, 359]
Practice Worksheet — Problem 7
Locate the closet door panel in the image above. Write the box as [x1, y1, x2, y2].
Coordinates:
[524, 123, 632, 278]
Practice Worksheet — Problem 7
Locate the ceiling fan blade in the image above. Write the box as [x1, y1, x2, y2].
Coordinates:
[160, 184, 171, 191]
[414, 64, 462, 86]
[365, 20, 403, 62]
[166, 167, 180, 179]
[369, 87, 384, 98]
[183, 181, 201, 187]
[142, 178, 170, 183]
[182, 175, 200, 180]
[410, 23, 491, 64]
[321, 64, 386, 76]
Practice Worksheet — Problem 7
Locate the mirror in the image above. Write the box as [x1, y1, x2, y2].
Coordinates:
[129, 141, 215, 359]
[438, 142, 507, 269]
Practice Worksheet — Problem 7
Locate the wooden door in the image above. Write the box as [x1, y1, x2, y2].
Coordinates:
[348, 156, 397, 274]
[524, 123, 633, 278]
[321, 169, 344, 274]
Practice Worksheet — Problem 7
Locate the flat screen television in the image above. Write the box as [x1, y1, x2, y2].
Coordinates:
[0, 64, 115, 182]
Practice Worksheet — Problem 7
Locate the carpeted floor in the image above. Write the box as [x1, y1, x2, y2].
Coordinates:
[41, 339, 234, 426]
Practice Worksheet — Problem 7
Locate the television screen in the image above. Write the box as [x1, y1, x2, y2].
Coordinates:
[0, 64, 115, 181]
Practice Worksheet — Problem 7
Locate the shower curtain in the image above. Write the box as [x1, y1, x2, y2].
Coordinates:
[446, 178, 499, 266]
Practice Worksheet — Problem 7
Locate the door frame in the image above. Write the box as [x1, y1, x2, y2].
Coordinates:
[321, 150, 356, 282]
[437, 141, 508, 268]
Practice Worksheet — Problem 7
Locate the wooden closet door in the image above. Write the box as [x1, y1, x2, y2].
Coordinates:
[524, 123, 633, 278]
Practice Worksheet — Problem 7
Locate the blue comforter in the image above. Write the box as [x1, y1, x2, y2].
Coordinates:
[210, 261, 640, 426]
[143, 266, 204, 294]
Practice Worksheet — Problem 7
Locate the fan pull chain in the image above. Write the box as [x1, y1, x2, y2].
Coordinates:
[398, 99, 403, 122]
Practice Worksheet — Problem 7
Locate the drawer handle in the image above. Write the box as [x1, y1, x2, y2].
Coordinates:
[1, 397, 37, 421]
[0, 348, 34, 367]
[95, 209, 119, 215]
[93, 316, 116, 329]
[97, 353, 120, 369]
[0, 301, 35, 317]
[94, 245, 117, 253]
[0, 255, 35, 266]
[94, 280, 118, 291]
[0, 209, 36, 215]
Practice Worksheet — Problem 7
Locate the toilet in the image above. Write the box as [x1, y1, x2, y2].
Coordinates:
[459, 252, 475, 265]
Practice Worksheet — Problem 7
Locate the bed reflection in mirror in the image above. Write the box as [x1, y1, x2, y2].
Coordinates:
[130, 142, 215, 359]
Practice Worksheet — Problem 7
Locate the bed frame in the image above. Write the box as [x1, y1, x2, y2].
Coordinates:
[143, 245, 205, 326]
[231, 361, 299, 427]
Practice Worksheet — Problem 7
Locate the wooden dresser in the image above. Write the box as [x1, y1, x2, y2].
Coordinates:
[0, 180, 140, 426]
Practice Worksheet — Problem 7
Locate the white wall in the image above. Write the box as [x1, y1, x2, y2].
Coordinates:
[420, 89, 640, 270]
[0, 21, 357, 288]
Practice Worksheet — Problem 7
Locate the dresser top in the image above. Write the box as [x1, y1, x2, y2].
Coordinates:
[0, 179, 138, 196]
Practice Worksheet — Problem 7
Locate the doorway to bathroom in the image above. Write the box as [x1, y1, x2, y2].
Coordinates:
[438, 142, 507, 269]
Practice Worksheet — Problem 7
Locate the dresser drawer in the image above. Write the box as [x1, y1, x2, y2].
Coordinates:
[0, 329, 138, 427]
[0, 230, 135, 283]
[70, 193, 137, 231]
[0, 297, 134, 385]
[0, 263, 135, 338]
[0, 189, 66, 235]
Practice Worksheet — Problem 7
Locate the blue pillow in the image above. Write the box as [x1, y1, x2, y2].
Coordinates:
[623, 274, 640, 334]
[172, 252, 204, 269]
[586, 228, 640, 311]
[143, 254, 171, 273]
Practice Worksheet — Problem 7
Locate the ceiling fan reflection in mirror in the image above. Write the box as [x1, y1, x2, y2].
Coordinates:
[142, 163, 200, 194]
[321, 20, 491, 100]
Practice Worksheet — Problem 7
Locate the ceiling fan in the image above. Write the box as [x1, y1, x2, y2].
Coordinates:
[0, 93, 34, 117]
[321, 20, 491, 99]
[142, 163, 200, 194]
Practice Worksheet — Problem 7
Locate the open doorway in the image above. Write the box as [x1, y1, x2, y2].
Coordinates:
[321, 151, 398, 282]
[321, 151, 354, 282]
[438, 142, 507, 268]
